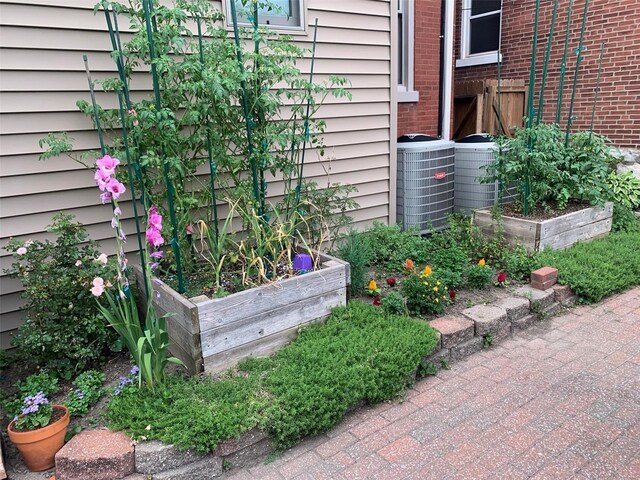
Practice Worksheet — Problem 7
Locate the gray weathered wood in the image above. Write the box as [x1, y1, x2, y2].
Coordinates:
[201, 287, 346, 358]
[540, 217, 612, 250]
[473, 203, 613, 252]
[203, 321, 322, 374]
[197, 262, 346, 332]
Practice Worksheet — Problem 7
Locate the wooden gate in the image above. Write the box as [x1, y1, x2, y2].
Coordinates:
[453, 79, 528, 139]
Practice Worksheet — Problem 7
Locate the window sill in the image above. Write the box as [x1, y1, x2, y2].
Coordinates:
[456, 53, 502, 68]
[398, 90, 419, 103]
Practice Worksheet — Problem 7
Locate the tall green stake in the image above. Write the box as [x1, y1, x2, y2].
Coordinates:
[141, 0, 186, 293]
[537, 0, 559, 125]
[523, 0, 542, 217]
[555, 0, 574, 124]
[295, 18, 319, 209]
[589, 42, 605, 139]
[83, 55, 106, 155]
[565, 0, 590, 145]
[228, 0, 262, 217]
[196, 16, 220, 241]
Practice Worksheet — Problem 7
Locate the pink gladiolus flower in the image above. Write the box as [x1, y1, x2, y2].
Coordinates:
[94, 169, 111, 191]
[146, 228, 164, 247]
[111, 218, 117, 229]
[113, 207, 122, 216]
[96, 254, 108, 265]
[91, 284, 104, 297]
[150, 250, 164, 259]
[148, 207, 163, 230]
[106, 178, 126, 199]
[96, 155, 120, 176]
[150, 262, 160, 270]
[16, 247, 27, 255]
[100, 192, 112, 204]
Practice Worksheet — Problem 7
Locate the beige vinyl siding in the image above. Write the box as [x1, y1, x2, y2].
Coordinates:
[0, 0, 393, 348]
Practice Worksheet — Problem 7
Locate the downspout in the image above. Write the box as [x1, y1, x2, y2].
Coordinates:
[441, 0, 455, 140]
[437, 0, 446, 137]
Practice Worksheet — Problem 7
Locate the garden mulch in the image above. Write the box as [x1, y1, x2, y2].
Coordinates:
[223, 287, 640, 480]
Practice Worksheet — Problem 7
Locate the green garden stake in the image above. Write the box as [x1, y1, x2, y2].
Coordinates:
[537, 0, 559, 125]
[589, 42, 605, 140]
[141, 0, 186, 293]
[83, 55, 106, 155]
[556, 0, 574, 125]
[229, 0, 262, 218]
[196, 16, 220, 242]
[295, 18, 319, 209]
[565, 0, 590, 145]
[524, 0, 542, 217]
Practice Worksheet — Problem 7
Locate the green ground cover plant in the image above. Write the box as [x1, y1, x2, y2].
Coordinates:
[106, 301, 438, 451]
[538, 231, 640, 303]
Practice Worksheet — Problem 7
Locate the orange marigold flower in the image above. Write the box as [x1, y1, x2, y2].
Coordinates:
[423, 265, 432, 276]
[478, 258, 486, 266]
[405, 259, 414, 270]
[368, 279, 377, 291]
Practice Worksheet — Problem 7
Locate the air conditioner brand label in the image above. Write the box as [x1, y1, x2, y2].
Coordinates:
[434, 172, 446, 180]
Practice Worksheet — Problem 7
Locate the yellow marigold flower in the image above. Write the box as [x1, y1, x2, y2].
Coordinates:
[423, 265, 432, 276]
[368, 279, 377, 291]
[478, 258, 486, 266]
[435, 298, 439, 302]
[433, 286, 438, 292]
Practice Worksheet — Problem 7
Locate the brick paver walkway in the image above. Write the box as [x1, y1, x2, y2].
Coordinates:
[226, 288, 640, 480]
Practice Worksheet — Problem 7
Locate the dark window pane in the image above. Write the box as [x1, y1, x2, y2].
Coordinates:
[470, 13, 500, 54]
[471, 0, 501, 16]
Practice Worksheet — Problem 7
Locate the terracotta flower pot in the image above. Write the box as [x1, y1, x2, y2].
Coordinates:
[7, 405, 70, 472]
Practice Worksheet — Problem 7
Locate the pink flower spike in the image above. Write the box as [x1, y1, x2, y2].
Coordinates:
[96, 155, 120, 176]
[106, 178, 126, 199]
[100, 192, 113, 204]
[146, 228, 164, 247]
[150, 250, 164, 259]
[148, 206, 163, 230]
[94, 169, 111, 191]
[16, 247, 27, 255]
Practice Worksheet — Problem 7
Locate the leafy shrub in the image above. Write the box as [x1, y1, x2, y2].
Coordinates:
[381, 291, 408, 315]
[2, 372, 59, 418]
[4, 214, 118, 378]
[65, 370, 105, 417]
[361, 222, 429, 271]
[611, 203, 640, 233]
[500, 243, 539, 281]
[426, 243, 469, 289]
[262, 302, 439, 448]
[334, 230, 373, 295]
[466, 264, 494, 289]
[605, 171, 640, 209]
[538, 231, 640, 302]
[107, 302, 439, 451]
[490, 124, 610, 212]
[401, 270, 450, 315]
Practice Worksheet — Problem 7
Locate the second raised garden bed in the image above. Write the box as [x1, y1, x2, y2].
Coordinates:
[473, 202, 613, 252]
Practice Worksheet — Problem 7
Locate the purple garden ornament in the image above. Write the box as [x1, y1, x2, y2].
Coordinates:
[292, 253, 313, 274]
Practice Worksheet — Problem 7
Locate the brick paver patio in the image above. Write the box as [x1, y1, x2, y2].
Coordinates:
[225, 287, 640, 480]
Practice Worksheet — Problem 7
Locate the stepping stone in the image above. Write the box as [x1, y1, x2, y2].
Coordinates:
[214, 428, 271, 469]
[496, 297, 530, 322]
[553, 284, 577, 305]
[514, 285, 555, 311]
[136, 441, 206, 475]
[428, 316, 474, 348]
[451, 337, 483, 360]
[55, 429, 134, 480]
[512, 314, 536, 331]
[461, 305, 508, 336]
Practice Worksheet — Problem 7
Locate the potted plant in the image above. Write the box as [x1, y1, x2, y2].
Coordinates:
[7, 392, 70, 471]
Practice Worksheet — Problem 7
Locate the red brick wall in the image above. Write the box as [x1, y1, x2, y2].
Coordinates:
[398, 0, 442, 136]
[454, 0, 640, 148]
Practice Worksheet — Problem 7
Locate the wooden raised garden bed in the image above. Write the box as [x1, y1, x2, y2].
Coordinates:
[135, 252, 349, 375]
[473, 202, 613, 252]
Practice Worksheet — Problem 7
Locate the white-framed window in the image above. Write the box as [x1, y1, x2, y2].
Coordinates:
[224, 0, 305, 32]
[398, 0, 418, 103]
[457, 0, 502, 68]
